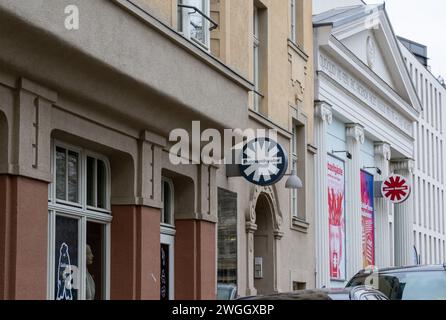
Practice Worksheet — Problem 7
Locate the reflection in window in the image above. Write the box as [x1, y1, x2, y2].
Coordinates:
[178, 0, 209, 47]
[217, 188, 237, 285]
[56, 147, 79, 203]
[86, 222, 105, 300]
[161, 179, 174, 225]
[55, 215, 79, 300]
[87, 156, 108, 210]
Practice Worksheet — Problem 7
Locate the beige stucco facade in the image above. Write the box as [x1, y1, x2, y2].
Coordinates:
[0, 0, 315, 299]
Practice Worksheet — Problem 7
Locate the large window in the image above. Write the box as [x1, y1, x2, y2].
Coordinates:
[217, 188, 237, 286]
[48, 141, 111, 300]
[178, 0, 211, 49]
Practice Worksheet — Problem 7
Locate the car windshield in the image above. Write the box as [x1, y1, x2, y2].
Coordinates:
[347, 271, 446, 300]
[217, 285, 236, 300]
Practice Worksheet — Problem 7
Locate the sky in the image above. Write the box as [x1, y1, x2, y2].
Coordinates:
[366, 0, 446, 79]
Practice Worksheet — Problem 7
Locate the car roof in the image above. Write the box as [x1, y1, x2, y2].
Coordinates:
[356, 264, 446, 275]
[239, 288, 351, 300]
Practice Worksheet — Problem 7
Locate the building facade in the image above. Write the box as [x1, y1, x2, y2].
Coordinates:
[0, 0, 315, 300]
[313, 3, 422, 288]
[399, 37, 446, 266]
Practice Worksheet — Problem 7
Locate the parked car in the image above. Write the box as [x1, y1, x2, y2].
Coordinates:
[238, 286, 388, 300]
[346, 264, 446, 300]
[217, 283, 238, 300]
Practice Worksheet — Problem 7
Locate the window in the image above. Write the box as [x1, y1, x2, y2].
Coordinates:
[161, 178, 174, 226]
[178, 0, 210, 49]
[253, 5, 261, 112]
[291, 126, 298, 218]
[291, 123, 306, 223]
[48, 141, 111, 300]
[160, 177, 175, 300]
[290, 0, 297, 43]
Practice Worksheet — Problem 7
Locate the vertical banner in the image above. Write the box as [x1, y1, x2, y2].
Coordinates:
[327, 155, 346, 280]
[361, 170, 375, 268]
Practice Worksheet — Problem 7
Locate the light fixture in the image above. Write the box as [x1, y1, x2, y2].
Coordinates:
[364, 166, 382, 175]
[285, 168, 303, 189]
[332, 150, 352, 160]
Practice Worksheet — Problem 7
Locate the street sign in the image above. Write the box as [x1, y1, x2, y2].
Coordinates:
[239, 137, 288, 186]
[381, 174, 411, 204]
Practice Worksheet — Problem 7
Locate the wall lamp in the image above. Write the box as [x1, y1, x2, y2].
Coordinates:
[284, 159, 303, 190]
[364, 166, 382, 175]
[332, 150, 352, 160]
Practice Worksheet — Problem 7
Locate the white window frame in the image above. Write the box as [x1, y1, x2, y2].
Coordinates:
[178, 0, 211, 50]
[47, 140, 112, 300]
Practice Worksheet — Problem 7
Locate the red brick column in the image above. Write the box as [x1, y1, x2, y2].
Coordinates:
[175, 219, 216, 300]
[0, 175, 48, 300]
[110, 205, 160, 300]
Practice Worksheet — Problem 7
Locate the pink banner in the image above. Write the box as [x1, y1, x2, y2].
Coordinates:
[327, 155, 346, 280]
[361, 170, 375, 268]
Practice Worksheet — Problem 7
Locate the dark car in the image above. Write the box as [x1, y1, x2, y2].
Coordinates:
[346, 263, 446, 300]
[239, 286, 388, 300]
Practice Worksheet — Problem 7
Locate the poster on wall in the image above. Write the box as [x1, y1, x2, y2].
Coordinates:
[327, 155, 346, 281]
[361, 170, 375, 268]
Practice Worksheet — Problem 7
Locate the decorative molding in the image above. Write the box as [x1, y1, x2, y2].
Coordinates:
[346, 123, 365, 144]
[318, 53, 413, 133]
[246, 185, 283, 232]
[291, 217, 310, 233]
[391, 159, 415, 174]
[374, 142, 391, 161]
[314, 100, 333, 125]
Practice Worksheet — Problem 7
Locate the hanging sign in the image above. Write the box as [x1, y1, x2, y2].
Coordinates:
[239, 137, 288, 186]
[381, 174, 411, 204]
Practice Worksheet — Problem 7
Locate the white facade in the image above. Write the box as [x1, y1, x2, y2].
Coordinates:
[313, 4, 422, 288]
[400, 42, 446, 265]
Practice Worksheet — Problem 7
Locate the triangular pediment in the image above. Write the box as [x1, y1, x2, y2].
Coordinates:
[314, 4, 421, 113]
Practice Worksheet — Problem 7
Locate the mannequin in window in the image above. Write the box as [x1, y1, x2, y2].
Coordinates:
[86, 244, 96, 300]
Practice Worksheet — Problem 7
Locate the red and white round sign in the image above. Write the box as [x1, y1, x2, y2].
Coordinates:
[381, 174, 411, 204]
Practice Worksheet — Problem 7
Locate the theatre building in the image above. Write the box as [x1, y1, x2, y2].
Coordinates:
[0, 0, 315, 299]
[313, 2, 422, 288]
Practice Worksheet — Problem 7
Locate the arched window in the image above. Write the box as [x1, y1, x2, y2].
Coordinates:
[47, 140, 112, 300]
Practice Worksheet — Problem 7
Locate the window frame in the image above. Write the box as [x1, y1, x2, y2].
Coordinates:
[253, 4, 261, 112]
[290, 0, 297, 43]
[178, 0, 211, 50]
[161, 177, 176, 232]
[48, 140, 112, 301]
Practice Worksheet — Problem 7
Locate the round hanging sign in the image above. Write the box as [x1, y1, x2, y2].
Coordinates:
[381, 174, 411, 204]
[239, 137, 288, 186]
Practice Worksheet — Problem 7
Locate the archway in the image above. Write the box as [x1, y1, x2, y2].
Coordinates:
[245, 186, 283, 296]
[253, 193, 275, 295]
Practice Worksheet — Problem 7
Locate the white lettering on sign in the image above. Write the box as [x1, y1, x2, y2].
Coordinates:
[319, 53, 412, 135]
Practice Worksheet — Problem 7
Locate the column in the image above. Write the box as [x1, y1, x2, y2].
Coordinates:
[273, 231, 284, 293]
[314, 101, 332, 288]
[345, 123, 365, 279]
[392, 159, 415, 266]
[374, 142, 391, 268]
[245, 222, 257, 296]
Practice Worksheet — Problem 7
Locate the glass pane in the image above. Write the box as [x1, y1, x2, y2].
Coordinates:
[163, 181, 171, 225]
[67, 151, 79, 203]
[97, 160, 107, 209]
[55, 215, 79, 300]
[87, 222, 105, 300]
[56, 147, 66, 200]
[160, 244, 170, 300]
[87, 157, 95, 207]
[217, 188, 237, 286]
[189, 0, 206, 44]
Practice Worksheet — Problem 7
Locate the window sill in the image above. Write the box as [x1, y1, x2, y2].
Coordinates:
[291, 216, 310, 233]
